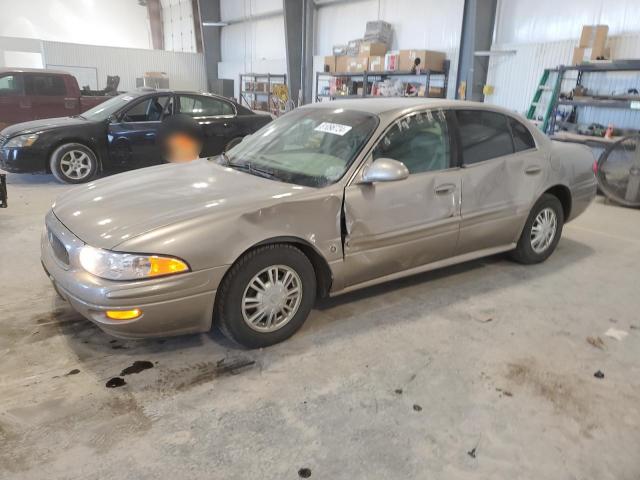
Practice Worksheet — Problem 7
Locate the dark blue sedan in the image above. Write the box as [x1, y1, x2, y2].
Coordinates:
[0, 89, 272, 183]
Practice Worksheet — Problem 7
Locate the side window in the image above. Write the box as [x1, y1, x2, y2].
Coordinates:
[372, 109, 450, 174]
[0, 74, 23, 96]
[456, 110, 514, 165]
[122, 96, 170, 122]
[509, 118, 536, 152]
[24, 74, 66, 96]
[178, 95, 234, 117]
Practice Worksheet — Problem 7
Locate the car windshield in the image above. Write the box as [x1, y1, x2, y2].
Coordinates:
[81, 93, 140, 121]
[223, 107, 379, 187]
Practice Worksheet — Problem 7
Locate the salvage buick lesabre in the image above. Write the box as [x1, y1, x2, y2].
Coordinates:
[41, 99, 596, 348]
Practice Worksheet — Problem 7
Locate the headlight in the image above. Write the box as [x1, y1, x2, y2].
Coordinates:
[5, 134, 39, 148]
[79, 246, 189, 280]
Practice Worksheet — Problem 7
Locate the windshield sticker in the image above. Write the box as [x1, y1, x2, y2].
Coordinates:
[314, 122, 352, 136]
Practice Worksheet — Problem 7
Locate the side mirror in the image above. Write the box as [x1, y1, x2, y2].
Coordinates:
[360, 158, 409, 184]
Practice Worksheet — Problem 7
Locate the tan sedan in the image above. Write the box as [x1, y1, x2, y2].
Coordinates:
[42, 99, 596, 348]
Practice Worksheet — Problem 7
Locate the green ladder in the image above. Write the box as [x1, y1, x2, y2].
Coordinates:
[527, 69, 561, 133]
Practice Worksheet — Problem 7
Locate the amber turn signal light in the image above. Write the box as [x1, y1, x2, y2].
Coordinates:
[106, 309, 142, 321]
[148, 256, 189, 277]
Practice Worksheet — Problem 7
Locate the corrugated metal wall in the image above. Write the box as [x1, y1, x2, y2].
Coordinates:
[485, 33, 640, 129]
[41, 40, 207, 92]
[218, 0, 286, 100]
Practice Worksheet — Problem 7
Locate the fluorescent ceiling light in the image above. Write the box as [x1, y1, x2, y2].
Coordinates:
[202, 21, 228, 27]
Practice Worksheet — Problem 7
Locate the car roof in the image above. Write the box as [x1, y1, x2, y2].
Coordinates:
[0, 67, 72, 75]
[133, 88, 237, 102]
[302, 97, 513, 116]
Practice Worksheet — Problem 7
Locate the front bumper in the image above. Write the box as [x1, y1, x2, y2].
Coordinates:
[41, 210, 229, 339]
[0, 146, 48, 173]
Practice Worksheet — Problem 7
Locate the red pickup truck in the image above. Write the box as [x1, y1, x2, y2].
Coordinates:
[0, 68, 113, 129]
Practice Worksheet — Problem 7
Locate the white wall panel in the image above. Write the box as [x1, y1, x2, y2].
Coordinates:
[219, 9, 286, 99]
[0, 0, 151, 49]
[221, 0, 283, 22]
[485, 33, 640, 130]
[162, 0, 197, 53]
[314, 0, 464, 99]
[0, 36, 43, 68]
[42, 40, 207, 92]
[315, 0, 463, 54]
[495, 0, 640, 45]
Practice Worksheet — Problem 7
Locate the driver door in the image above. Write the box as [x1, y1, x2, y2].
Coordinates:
[108, 94, 172, 168]
[342, 109, 461, 287]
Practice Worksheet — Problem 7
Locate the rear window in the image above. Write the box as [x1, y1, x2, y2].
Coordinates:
[25, 74, 66, 96]
[456, 110, 514, 165]
[178, 95, 234, 117]
[509, 118, 536, 151]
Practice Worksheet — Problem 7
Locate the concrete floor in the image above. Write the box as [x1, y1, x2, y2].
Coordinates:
[1, 173, 639, 480]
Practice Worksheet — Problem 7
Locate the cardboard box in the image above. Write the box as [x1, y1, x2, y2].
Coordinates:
[369, 55, 384, 72]
[384, 52, 400, 71]
[336, 56, 350, 73]
[323, 56, 336, 73]
[346, 39, 363, 56]
[360, 42, 388, 56]
[399, 50, 445, 72]
[346, 55, 369, 73]
[579, 25, 608, 48]
[332, 45, 347, 56]
[428, 86, 444, 97]
[572, 45, 611, 65]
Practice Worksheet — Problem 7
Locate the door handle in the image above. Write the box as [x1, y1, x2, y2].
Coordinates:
[525, 166, 542, 175]
[434, 183, 456, 195]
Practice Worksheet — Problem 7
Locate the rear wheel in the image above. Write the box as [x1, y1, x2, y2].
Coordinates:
[510, 193, 564, 264]
[50, 143, 98, 184]
[215, 244, 316, 348]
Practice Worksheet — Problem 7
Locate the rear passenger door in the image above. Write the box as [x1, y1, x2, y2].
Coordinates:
[454, 109, 544, 255]
[176, 94, 238, 155]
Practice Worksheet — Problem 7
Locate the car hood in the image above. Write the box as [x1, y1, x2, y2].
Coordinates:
[52, 158, 311, 249]
[1, 116, 91, 137]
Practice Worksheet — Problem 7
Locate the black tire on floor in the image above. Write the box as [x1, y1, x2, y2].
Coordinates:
[510, 193, 564, 264]
[50, 143, 98, 184]
[214, 244, 317, 349]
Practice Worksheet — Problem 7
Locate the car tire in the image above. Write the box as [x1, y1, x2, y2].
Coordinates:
[510, 193, 564, 264]
[50, 143, 98, 184]
[215, 244, 316, 349]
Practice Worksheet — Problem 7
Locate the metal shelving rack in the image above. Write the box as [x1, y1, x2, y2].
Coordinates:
[238, 73, 287, 112]
[545, 61, 640, 141]
[315, 60, 450, 102]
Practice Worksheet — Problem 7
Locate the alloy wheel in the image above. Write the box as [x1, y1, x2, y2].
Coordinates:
[59, 150, 92, 180]
[241, 265, 303, 333]
[530, 207, 557, 254]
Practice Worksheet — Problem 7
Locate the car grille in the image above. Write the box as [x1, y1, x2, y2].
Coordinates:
[48, 228, 70, 265]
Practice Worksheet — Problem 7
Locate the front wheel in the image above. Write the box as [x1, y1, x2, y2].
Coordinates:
[50, 143, 98, 184]
[215, 244, 316, 348]
[510, 193, 564, 264]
